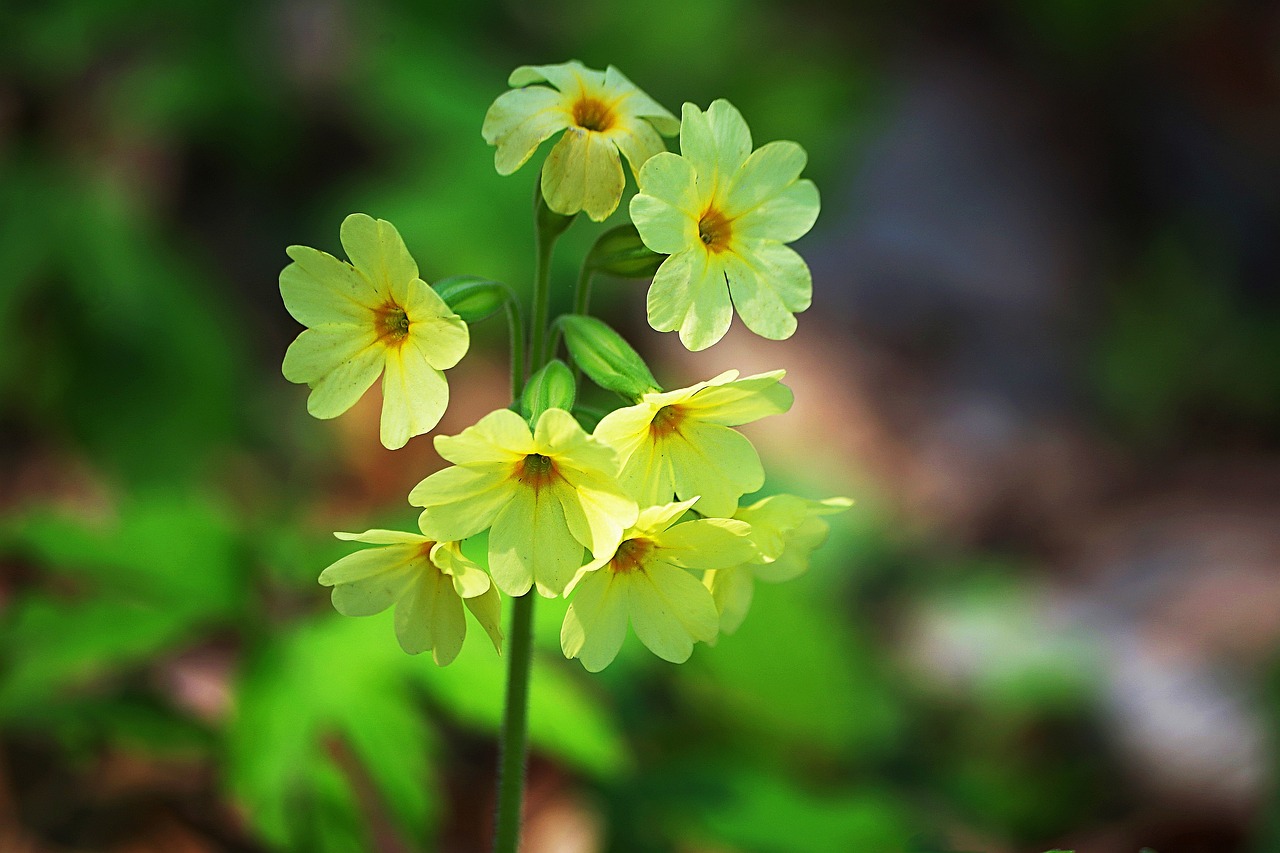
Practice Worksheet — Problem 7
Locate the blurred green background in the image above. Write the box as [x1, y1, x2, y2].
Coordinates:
[2, 1, 1279, 851]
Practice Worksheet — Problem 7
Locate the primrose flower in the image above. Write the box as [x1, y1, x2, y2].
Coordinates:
[630, 99, 820, 350]
[410, 408, 638, 598]
[704, 494, 853, 634]
[319, 528, 502, 665]
[561, 499, 755, 671]
[281, 213, 469, 450]
[482, 61, 679, 222]
[593, 369, 792, 518]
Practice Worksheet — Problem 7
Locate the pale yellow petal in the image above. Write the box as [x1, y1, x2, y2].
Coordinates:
[630, 192, 696, 256]
[725, 243, 811, 341]
[628, 562, 719, 662]
[555, 475, 636, 561]
[633, 497, 700, 537]
[434, 408, 534, 465]
[488, 486, 583, 598]
[723, 140, 808, 217]
[334, 529, 428, 546]
[411, 465, 513, 542]
[610, 115, 666, 177]
[603, 65, 679, 135]
[665, 421, 764, 518]
[482, 86, 571, 175]
[464, 584, 504, 653]
[541, 129, 626, 222]
[395, 568, 466, 664]
[379, 345, 448, 450]
[678, 100, 751, 187]
[753, 515, 830, 584]
[646, 248, 733, 351]
[615, 434, 679, 511]
[283, 328, 384, 419]
[706, 567, 754, 634]
[340, 213, 418, 303]
[318, 543, 418, 587]
[508, 60, 599, 91]
[280, 246, 378, 327]
[634, 150, 700, 213]
[735, 179, 820, 244]
[561, 569, 629, 672]
[683, 369, 793, 425]
[430, 542, 491, 598]
[592, 403, 657, 463]
[657, 517, 755, 569]
[404, 279, 469, 369]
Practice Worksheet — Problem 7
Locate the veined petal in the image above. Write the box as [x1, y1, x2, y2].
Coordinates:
[684, 370, 793, 425]
[430, 542, 491, 598]
[634, 497, 700, 537]
[541, 129, 626, 222]
[628, 562, 719, 662]
[328, 562, 418, 617]
[319, 543, 420, 587]
[556, 474, 636, 560]
[489, 486, 583, 598]
[679, 100, 752, 187]
[604, 65, 679, 135]
[705, 567, 754, 634]
[735, 179, 820, 244]
[610, 116, 667, 178]
[725, 243, 811, 341]
[464, 584, 504, 653]
[616, 435, 679, 511]
[666, 421, 764, 518]
[412, 465, 513, 542]
[561, 570, 629, 672]
[334, 529, 428, 546]
[724, 140, 808, 217]
[630, 193, 695, 256]
[657, 517, 755, 569]
[434, 408, 533, 465]
[340, 213, 419, 303]
[395, 568, 466, 664]
[380, 346, 449, 450]
[508, 60, 599, 91]
[678, 254, 734, 352]
[753, 515, 831, 583]
[635, 151, 700, 213]
[647, 249, 733, 352]
[593, 404, 659, 464]
[482, 86, 572, 175]
[280, 246, 379, 326]
[534, 408, 619, 476]
[404, 280, 469, 369]
[283, 328, 384, 419]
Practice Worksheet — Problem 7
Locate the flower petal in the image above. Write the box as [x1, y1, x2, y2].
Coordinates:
[665, 421, 765, 518]
[464, 584, 504, 653]
[541, 129, 626, 222]
[561, 569, 629, 672]
[610, 115, 666, 178]
[509, 60, 599, 91]
[320, 546, 423, 616]
[646, 249, 733, 351]
[735, 178, 820, 244]
[431, 542, 491, 598]
[705, 567, 754, 634]
[412, 465, 512, 542]
[395, 568, 466, 663]
[628, 562, 719, 662]
[684, 369, 793, 425]
[280, 246, 379, 327]
[334, 529, 429, 546]
[604, 65, 679, 135]
[657, 517, 755, 569]
[725, 243, 811, 341]
[405, 280, 469, 369]
[633, 497, 700, 537]
[380, 345, 449, 450]
[634, 151, 700, 213]
[724, 140, 808, 217]
[340, 213, 418, 303]
[434, 408, 533, 466]
[679, 100, 752, 187]
[482, 86, 571, 175]
[283, 328, 384, 419]
[489, 486, 584, 598]
[319, 543, 419, 586]
[630, 192, 696, 256]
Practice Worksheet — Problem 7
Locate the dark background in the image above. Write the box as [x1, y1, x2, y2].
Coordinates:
[2, 1, 1279, 851]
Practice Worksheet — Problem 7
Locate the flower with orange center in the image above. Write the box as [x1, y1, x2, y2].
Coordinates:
[409, 407, 638, 598]
[280, 213, 469, 449]
[318, 527, 502, 664]
[630, 99, 821, 350]
[482, 61, 679, 221]
[593, 369, 793, 518]
[561, 498, 756, 671]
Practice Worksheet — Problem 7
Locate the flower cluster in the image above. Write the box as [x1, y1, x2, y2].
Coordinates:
[280, 61, 846, 671]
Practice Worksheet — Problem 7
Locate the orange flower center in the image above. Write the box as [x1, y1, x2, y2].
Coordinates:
[650, 405, 686, 438]
[572, 96, 615, 132]
[698, 207, 733, 253]
[375, 303, 411, 345]
[610, 538, 653, 574]
[516, 453, 560, 491]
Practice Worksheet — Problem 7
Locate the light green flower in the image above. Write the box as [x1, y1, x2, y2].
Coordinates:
[704, 494, 852, 634]
[482, 60, 679, 222]
[630, 99, 820, 350]
[561, 499, 755, 671]
[318, 528, 502, 665]
[409, 408, 638, 599]
[592, 369, 792, 518]
[280, 213, 469, 450]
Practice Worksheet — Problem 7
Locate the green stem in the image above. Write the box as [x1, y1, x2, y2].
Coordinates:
[505, 297, 526, 400]
[572, 263, 595, 317]
[492, 591, 535, 853]
[529, 230, 555, 369]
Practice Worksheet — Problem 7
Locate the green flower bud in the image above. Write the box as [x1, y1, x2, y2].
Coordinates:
[433, 276, 509, 324]
[559, 315, 660, 400]
[586, 224, 665, 278]
[522, 359, 576, 424]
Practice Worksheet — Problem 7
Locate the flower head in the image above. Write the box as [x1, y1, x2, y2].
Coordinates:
[409, 408, 638, 598]
[630, 100, 820, 350]
[318, 528, 502, 665]
[593, 369, 792, 518]
[482, 61, 679, 222]
[561, 499, 755, 671]
[704, 494, 852, 634]
[280, 213, 469, 449]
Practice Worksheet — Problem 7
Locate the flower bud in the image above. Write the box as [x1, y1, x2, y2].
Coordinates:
[522, 359, 576, 424]
[586, 224, 665, 278]
[433, 276, 509, 324]
[559, 315, 660, 400]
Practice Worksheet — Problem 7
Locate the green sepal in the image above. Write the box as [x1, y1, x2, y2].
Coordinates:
[433, 276, 509, 324]
[586, 224, 665, 278]
[535, 176, 576, 241]
[559, 315, 660, 400]
[521, 360, 576, 424]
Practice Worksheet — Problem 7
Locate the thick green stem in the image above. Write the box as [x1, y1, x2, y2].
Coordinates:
[572, 264, 595, 318]
[505, 298, 526, 400]
[492, 591, 535, 853]
[529, 231, 555, 369]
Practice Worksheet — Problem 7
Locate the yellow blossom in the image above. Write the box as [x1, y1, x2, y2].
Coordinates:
[704, 495, 853, 634]
[409, 408, 638, 598]
[318, 528, 502, 665]
[630, 100, 820, 350]
[482, 61, 679, 221]
[592, 369, 792, 518]
[280, 213, 469, 450]
[561, 499, 755, 671]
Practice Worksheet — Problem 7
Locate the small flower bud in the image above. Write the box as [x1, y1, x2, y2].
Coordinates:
[586, 224, 665, 278]
[559, 315, 660, 400]
[433, 276, 509, 324]
[522, 359, 577, 424]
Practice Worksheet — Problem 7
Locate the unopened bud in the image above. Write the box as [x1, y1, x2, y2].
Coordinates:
[522, 359, 576, 424]
[433, 276, 508, 324]
[559, 315, 659, 400]
[586, 224, 664, 278]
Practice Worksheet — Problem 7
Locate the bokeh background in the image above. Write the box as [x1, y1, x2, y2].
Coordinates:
[2, 1, 1279, 851]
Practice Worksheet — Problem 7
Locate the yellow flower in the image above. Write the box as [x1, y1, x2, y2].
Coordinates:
[482, 60, 679, 222]
[409, 408, 638, 598]
[318, 528, 502, 665]
[281, 213, 469, 450]
[592, 369, 792, 518]
[630, 99, 820, 350]
[561, 499, 755, 671]
[704, 494, 852, 634]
